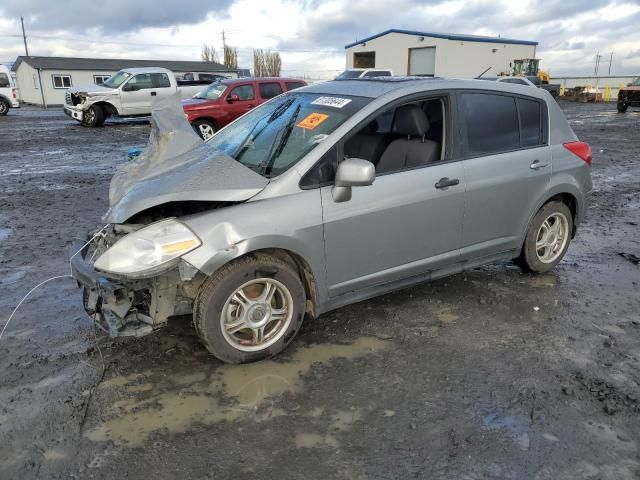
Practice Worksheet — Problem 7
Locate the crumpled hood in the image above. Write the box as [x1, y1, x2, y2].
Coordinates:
[104, 93, 268, 223]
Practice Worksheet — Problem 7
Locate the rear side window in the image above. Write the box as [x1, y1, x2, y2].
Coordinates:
[460, 93, 520, 155]
[285, 81, 306, 91]
[152, 73, 171, 88]
[518, 97, 543, 147]
[259, 82, 283, 99]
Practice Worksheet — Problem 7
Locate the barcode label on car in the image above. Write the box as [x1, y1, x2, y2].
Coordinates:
[310, 96, 352, 108]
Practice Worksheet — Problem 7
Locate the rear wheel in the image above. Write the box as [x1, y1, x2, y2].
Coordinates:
[194, 254, 306, 363]
[617, 102, 628, 113]
[0, 99, 9, 116]
[193, 119, 217, 140]
[82, 105, 105, 127]
[518, 201, 573, 273]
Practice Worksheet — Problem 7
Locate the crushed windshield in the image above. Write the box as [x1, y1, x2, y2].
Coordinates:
[103, 71, 132, 88]
[336, 70, 363, 80]
[195, 82, 228, 100]
[207, 92, 370, 177]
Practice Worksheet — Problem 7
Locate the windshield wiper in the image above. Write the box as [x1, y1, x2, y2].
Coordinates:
[233, 97, 297, 161]
[261, 104, 301, 176]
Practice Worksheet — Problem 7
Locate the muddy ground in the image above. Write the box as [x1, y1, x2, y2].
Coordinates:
[0, 102, 639, 479]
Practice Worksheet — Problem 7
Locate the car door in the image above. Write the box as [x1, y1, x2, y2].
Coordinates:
[149, 72, 174, 102]
[120, 73, 156, 115]
[457, 91, 551, 259]
[320, 96, 466, 297]
[226, 83, 257, 121]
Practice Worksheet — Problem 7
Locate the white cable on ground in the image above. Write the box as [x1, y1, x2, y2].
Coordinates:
[0, 223, 111, 341]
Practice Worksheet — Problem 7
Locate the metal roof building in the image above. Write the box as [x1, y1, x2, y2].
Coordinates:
[12, 56, 244, 106]
[344, 29, 538, 78]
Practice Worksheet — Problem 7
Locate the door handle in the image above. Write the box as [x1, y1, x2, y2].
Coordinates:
[530, 160, 548, 170]
[150, 91, 157, 96]
[435, 177, 460, 189]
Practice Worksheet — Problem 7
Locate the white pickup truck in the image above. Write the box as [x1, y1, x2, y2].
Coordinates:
[0, 64, 20, 116]
[63, 67, 211, 127]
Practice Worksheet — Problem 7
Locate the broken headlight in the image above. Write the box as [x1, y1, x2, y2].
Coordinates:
[94, 219, 201, 277]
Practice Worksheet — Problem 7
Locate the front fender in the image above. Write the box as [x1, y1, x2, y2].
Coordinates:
[180, 190, 327, 302]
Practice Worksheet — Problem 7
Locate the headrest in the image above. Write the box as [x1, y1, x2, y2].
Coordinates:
[395, 104, 430, 137]
[423, 100, 442, 123]
[363, 119, 378, 134]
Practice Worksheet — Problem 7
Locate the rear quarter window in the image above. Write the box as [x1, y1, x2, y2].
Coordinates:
[517, 97, 544, 147]
[460, 93, 520, 156]
[259, 82, 283, 99]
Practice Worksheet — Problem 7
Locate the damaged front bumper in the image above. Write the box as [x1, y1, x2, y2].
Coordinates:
[70, 229, 204, 338]
[64, 104, 84, 122]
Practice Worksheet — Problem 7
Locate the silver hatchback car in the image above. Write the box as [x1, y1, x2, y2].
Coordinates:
[71, 78, 592, 363]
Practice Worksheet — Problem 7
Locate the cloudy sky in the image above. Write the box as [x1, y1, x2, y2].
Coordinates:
[1, 0, 639, 78]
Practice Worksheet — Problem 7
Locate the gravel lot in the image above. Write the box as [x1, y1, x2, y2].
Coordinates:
[0, 102, 639, 479]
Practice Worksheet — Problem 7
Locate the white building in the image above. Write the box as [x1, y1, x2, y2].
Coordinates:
[345, 29, 538, 78]
[12, 56, 245, 106]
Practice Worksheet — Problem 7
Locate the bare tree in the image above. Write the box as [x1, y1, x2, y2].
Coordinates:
[253, 49, 281, 77]
[201, 44, 219, 63]
[224, 45, 238, 69]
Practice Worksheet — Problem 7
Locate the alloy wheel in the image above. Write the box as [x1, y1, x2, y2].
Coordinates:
[220, 278, 293, 352]
[535, 212, 569, 263]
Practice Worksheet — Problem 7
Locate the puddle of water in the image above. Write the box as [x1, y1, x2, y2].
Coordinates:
[482, 412, 532, 450]
[86, 337, 386, 446]
[43, 449, 67, 461]
[295, 433, 339, 448]
[0, 269, 26, 285]
[526, 274, 557, 288]
[0, 228, 11, 241]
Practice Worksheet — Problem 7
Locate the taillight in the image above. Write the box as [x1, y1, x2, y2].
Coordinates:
[11, 88, 16, 99]
[563, 141, 592, 166]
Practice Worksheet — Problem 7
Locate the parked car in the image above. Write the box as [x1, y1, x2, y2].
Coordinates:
[617, 77, 640, 113]
[0, 64, 20, 116]
[336, 68, 394, 79]
[480, 75, 561, 98]
[183, 77, 307, 140]
[63, 67, 211, 127]
[71, 77, 592, 364]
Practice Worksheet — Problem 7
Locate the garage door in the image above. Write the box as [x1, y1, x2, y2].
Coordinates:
[409, 47, 436, 76]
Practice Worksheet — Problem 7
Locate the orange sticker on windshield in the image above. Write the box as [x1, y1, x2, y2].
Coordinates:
[297, 112, 329, 130]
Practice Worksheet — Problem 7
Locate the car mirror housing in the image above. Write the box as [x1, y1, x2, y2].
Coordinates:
[332, 158, 375, 202]
[227, 94, 240, 103]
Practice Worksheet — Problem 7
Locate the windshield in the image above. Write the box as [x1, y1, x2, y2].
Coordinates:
[336, 70, 363, 80]
[195, 82, 228, 100]
[102, 71, 132, 88]
[207, 92, 371, 178]
[632, 77, 640, 86]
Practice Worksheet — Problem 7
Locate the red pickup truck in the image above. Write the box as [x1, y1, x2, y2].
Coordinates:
[183, 77, 307, 139]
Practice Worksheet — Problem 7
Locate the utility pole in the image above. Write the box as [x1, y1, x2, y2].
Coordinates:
[222, 29, 226, 48]
[20, 16, 29, 56]
[608, 51, 614, 75]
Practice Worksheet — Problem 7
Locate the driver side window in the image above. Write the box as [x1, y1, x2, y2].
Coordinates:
[127, 73, 153, 90]
[230, 84, 254, 101]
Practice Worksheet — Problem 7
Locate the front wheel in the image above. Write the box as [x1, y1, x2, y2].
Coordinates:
[518, 201, 573, 273]
[192, 119, 217, 140]
[81, 105, 105, 127]
[194, 254, 306, 363]
[617, 102, 628, 113]
[0, 99, 9, 116]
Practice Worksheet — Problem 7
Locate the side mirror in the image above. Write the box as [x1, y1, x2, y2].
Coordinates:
[332, 158, 375, 202]
[122, 83, 137, 92]
[227, 94, 240, 102]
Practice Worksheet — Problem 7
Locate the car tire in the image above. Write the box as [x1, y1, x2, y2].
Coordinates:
[617, 102, 628, 113]
[0, 99, 9, 116]
[81, 105, 105, 127]
[194, 253, 306, 363]
[192, 119, 217, 140]
[518, 201, 573, 273]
